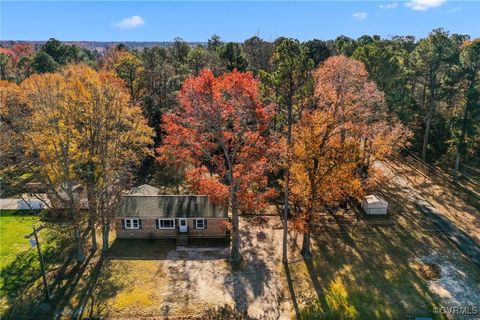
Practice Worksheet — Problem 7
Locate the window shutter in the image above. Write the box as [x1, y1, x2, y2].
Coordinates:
[122, 219, 125, 229]
[193, 219, 196, 229]
[139, 219, 142, 229]
[204, 219, 208, 229]
[155, 219, 159, 229]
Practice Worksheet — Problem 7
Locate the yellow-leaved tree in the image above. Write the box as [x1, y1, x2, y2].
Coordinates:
[22, 72, 88, 261]
[22, 64, 153, 259]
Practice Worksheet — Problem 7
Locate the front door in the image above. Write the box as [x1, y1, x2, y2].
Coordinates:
[179, 218, 188, 233]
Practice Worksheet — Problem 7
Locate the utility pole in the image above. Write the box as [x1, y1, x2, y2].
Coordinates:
[25, 225, 51, 304]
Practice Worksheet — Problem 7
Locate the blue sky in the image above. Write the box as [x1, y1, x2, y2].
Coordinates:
[1, 1, 479, 42]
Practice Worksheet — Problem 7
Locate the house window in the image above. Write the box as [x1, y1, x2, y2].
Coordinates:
[195, 219, 206, 229]
[157, 219, 175, 229]
[125, 218, 140, 230]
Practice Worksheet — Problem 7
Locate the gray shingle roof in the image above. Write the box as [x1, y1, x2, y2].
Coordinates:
[118, 195, 226, 218]
[128, 184, 160, 196]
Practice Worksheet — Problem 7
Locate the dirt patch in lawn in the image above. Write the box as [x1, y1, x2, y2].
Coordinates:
[158, 219, 292, 319]
[79, 217, 291, 319]
[418, 251, 480, 306]
[411, 260, 442, 281]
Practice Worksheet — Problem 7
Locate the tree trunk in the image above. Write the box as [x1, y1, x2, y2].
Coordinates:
[229, 185, 241, 262]
[282, 170, 290, 263]
[422, 76, 436, 162]
[453, 97, 470, 182]
[75, 224, 86, 262]
[89, 217, 97, 252]
[422, 112, 432, 162]
[102, 218, 110, 253]
[87, 187, 98, 252]
[282, 94, 293, 263]
[453, 148, 461, 182]
[301, 230, 311, 259]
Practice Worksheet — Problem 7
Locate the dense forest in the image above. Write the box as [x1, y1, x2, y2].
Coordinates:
[1, 29, 479, 261]
[2, 31, 479, 170]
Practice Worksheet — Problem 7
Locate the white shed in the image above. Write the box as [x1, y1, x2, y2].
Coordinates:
[362, 195, 388, 215]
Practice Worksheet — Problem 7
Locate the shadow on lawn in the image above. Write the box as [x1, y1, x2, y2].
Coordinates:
[283, 262, 301, 319]
[293, 175, 447, 319]
[0, 222, 125, 320]
[1, 226, 75, 319]
[292, 171, 450, 319]
[106, 238, 229, 260]
[70, 257, 125, 320]
[220, 224, 285, 319]
[16, 252, 124, 320]
[298, 226, 442, 319]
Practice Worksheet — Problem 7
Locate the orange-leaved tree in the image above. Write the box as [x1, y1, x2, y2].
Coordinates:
[291, 56, 410, 258]
[290, 111, 363, 258]
[158, 69, 278, 262]
[314, 56, 410, 179]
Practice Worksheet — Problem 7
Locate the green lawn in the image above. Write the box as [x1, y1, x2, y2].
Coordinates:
[0, 210, 41, 315]
[0, 210, 69, 318]
[0, 210, 40, 270]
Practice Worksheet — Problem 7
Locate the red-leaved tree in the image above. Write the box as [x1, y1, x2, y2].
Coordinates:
[158, 69, 277, 262]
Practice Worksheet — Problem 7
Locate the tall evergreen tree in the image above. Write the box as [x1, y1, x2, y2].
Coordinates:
[260, 38, 314, 263]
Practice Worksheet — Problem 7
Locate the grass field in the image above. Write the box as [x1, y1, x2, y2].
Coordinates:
[0, 210, 40, 270]
[0, 210, 41, 315]
[0, 210, 72, 318]
[287, 227, 448, 319]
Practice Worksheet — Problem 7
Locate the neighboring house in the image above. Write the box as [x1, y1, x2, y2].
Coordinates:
[115, 185, 228, 240]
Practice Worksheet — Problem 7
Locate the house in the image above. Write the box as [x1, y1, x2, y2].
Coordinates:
[115, 185, 228, 240]
[362, 195, 388, 215]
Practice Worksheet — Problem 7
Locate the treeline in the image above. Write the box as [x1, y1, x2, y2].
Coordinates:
[0, 40, 207, 54]
[2, 31, 479, 172]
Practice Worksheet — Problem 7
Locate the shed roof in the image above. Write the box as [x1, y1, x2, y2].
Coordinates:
[118, 194, 226, 218]
[363, 195, 388, 208]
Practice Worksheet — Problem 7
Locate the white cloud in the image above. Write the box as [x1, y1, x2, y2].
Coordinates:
[405, 0, 447, 11]
[114, 15, 145, 29]
[352, 12, 368, 20]
[379, 2, 398, 10]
